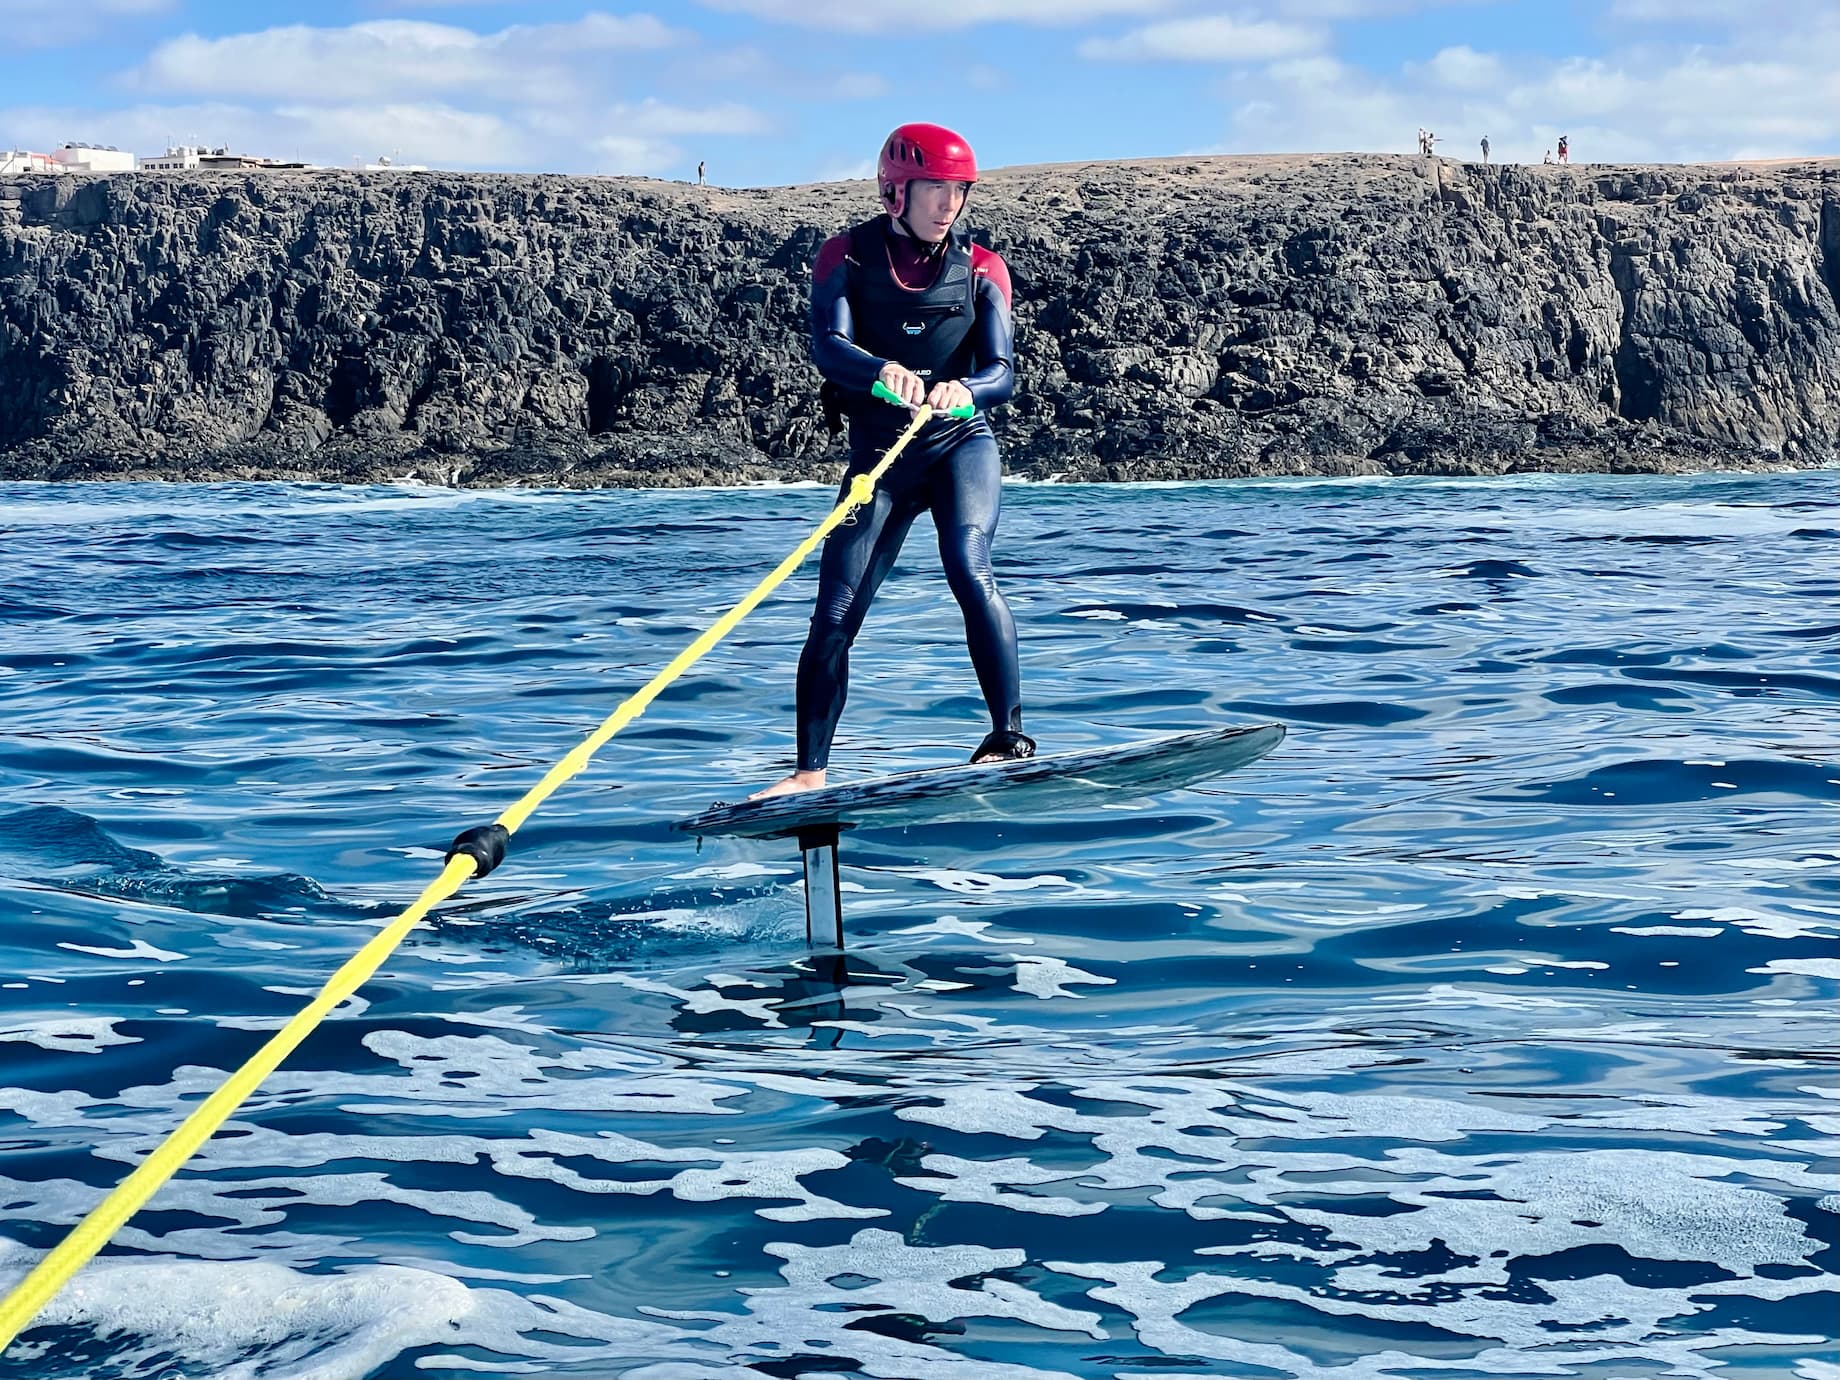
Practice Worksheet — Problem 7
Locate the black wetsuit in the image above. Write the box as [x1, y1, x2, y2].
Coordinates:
[795, 215, 1020, 772]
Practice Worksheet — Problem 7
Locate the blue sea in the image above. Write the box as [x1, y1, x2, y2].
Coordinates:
[0, 470, 1834, 1380]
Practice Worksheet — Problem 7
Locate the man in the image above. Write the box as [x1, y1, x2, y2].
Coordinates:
[751, 122, 1026, 799]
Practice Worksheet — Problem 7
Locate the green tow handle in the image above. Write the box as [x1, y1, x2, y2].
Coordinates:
[872, 378, 976, 419]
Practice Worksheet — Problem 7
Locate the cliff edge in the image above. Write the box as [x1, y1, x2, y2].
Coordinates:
[2, 152, 1836, 484]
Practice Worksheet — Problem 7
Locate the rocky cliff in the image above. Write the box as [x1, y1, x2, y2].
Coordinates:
[2, 153, 1836, 485]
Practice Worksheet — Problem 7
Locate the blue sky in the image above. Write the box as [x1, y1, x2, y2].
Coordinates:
[5, 1, 1836, 182]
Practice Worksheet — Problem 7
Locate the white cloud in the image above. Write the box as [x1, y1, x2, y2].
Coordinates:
[0, 93, 769, 174]
[615, 99, 773, 137]
[1609, 0, 1755, 19]
[5, 0, 173, 49]
[1414, 44, 1505, 91]
[828, 72, 891, 101]
[12, 0, 1835, 183]
[677, 45, 773, 84]
[272, 102, 530, 168]
[965, 63, 1011, 91]
[1270, 0, 1480, 14]
[811, 156, 876, 183]
[131, 14, 687, 105]
[6, 9, 885, 178]
[1080, 14, 1326, 62]
[1221, 54, 1412, 152]
[693, 0, 1175, 32]
[615, 37, 891, 107]
[589, 134, 684, 175]
[0, 99, 526, 169]
[1213, 13, 1840, 164]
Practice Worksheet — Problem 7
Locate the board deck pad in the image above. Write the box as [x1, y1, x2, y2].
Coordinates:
[674, 723, 1285, 841]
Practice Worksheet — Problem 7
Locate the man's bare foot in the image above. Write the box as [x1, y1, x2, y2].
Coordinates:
[748, 768, 827, 800]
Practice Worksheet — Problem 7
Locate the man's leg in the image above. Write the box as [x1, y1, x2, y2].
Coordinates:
[929, 432, 1024, 754]
[751, 468, 923, 797]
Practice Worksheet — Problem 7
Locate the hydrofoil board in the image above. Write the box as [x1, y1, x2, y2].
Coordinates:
[674, 723, 1284, 841]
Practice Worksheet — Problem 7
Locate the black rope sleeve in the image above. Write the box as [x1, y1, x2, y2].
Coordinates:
[446, 823, 510, 878]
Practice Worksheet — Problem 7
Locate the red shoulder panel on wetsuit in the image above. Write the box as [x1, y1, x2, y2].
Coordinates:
[812, 232, 852, 284]
[971, 246, 1012, 309]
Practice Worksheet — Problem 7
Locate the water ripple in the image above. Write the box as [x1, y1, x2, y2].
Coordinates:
[0, 472, 1834, 1379]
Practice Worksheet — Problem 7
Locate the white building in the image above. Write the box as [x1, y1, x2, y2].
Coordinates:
[51, 142, 135, 172]
[141, 145, 314, 172]
[0, 150, 62, 174]
[140, 145, 207, 171]
[360, 154, 429, 172]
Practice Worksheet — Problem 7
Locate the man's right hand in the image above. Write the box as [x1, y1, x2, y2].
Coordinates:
[877, 362, 927, 410]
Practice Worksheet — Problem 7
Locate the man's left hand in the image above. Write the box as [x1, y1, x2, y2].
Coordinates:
[926, 380, 973, 413]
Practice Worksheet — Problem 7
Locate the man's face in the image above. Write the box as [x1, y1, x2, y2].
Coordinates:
[905, 179, 969, 240]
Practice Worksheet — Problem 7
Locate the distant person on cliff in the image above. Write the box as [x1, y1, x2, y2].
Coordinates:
[750, 122, 1024, 799]
[1480, 135, 1490, 163]
[1543, 148, 1555, 164]
[1558, 135, 1569, 164]
[698, 159, 706, 185]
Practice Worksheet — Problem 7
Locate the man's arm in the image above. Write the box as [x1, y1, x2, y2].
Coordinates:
[961, 248, 1015, 411]
[810, 235, 885, 393]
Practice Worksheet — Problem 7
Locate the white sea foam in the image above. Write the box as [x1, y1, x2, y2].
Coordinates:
[3, 1014, 1832, 1377]
[1424, 500, 1822, 538]
[669, 861, 796, 881]
[0, 1017, 140, 1054]
[1711, 854, 1840, 872]
[646, 1227, 1106, 1376]
[1, 1251, 480, 1379]
[892, 914, 1035, 944]
[7, 466, 1834, 1380]
[0, 1245, 700, 1379]
[1007, 954, 1116, 999]
[0, 1086, 96, 1126]
[1674, 904, 1840, 940]
[56, 939, 189, 961]
[907, 867, 1095, 897]
[1750, 957, 1840, 979]
[896, 1154, 1108, 1217]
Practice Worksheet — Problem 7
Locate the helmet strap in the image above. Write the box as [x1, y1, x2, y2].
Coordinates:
[893, 211, 947, 258]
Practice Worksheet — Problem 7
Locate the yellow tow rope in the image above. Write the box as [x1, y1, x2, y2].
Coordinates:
[0, 404, 936, 1353]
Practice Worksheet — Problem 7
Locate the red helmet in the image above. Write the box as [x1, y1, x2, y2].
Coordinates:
[878, 122, 977, 217]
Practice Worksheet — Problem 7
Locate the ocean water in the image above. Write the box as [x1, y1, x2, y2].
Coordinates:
[0, 470, 1834, 1380]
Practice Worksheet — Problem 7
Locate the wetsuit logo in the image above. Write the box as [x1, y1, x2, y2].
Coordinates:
[902, 321, 926, 335]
